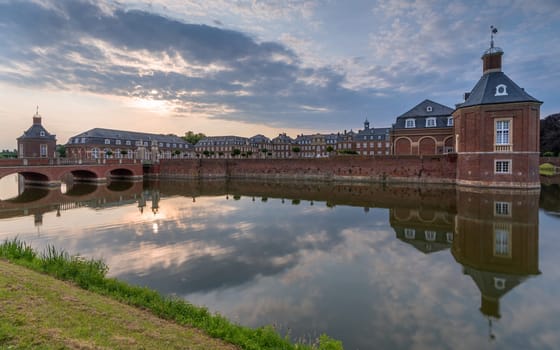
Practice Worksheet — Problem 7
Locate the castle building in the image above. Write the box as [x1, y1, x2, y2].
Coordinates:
[391, 99, 455, 156]
[17, 108, 57, 159]
[355, 120, 391, 156]
[65, 128, 191, 162]
[453, 33, 542, 188]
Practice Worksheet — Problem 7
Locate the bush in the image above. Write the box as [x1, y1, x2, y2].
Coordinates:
[542, 151, 555, 157]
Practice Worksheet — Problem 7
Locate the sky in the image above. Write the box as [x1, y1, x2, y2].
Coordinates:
[1, 0, 559, 150]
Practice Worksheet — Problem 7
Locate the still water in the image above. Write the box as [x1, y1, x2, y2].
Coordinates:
[1, 176, 559, 350]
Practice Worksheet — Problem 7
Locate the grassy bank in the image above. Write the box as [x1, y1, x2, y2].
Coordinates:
[0, 239, 342, 350]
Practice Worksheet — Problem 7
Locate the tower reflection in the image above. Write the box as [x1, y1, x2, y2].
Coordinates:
[452, 189, 540, 328]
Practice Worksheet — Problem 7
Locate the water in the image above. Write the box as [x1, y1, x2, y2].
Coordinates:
[1, 177, 559, 350]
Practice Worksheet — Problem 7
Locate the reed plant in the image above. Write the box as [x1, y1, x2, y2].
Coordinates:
[0, 238, 342, 350]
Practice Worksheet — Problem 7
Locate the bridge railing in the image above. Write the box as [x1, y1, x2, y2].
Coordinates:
[0, 158, 141, 167]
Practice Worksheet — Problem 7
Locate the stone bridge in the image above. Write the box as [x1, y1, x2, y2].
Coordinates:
[0, 158, 143, 186]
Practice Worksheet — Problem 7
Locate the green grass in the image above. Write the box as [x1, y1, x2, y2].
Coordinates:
[0, 238, 343, 350]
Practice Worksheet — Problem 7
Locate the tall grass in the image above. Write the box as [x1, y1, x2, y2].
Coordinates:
[0, 238, 343, 350]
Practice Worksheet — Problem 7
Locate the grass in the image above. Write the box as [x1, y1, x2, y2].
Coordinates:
[0, 239, 343, 350]
[540, 163, 556, 176]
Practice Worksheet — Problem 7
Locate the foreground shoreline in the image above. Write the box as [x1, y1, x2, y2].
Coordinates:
[0, 240, 342, 350]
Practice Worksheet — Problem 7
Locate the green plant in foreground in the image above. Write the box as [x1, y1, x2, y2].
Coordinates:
[0, 238, 343, 350]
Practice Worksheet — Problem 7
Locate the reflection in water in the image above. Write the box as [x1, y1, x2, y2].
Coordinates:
[452, 189, 540, 341]
[0, 179, 558, 349]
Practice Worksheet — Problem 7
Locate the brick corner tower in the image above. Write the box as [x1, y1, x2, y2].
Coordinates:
[453, 27, 542, 188]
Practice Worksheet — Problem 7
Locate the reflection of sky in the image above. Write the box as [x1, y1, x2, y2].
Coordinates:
[1, 189, 560, 349]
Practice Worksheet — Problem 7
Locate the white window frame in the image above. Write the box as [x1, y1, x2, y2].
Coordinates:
[115, 140, 121, 145]
[104, 139, 110, 145]
[91, 148, 99, 159]
[404, 228, 416, 239]
[425, 117, 436, 127]
[405, 119, 415, 128]
[494, 201, 511, 217]
[447, 117, 453, 126]
[40, 144, 47, 157]
[493, 223, 512, 258]
[495, 118, 512, 152]
[495, 160, 512, 174]
[39, 131, 45, 137]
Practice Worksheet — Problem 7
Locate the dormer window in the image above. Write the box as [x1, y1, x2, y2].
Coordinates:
[495, 84, 508, 96]
[39, 131, 45, 137]
[425, 117, 436, 127]
[104, 139, 110, 145]
[426, 105, 433, 112]
[405, 119, 415, 128]
[447, 117, 454, 126]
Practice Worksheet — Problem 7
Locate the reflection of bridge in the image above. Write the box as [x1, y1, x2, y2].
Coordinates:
[0, 181, 146, 221]
[0, 158, 143, 186]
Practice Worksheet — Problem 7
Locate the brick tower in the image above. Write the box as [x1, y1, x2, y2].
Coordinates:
[453, 27, 542, 188]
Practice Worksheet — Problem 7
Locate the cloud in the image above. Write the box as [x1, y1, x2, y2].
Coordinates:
[0, 0, 369, 130]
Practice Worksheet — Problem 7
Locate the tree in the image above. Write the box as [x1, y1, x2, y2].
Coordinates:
[292, 146, 301, 157]
[231, 149, 241, 157]
[182, 131, 206, 145]
[540, 113, 560, 156]
[326, 145, 334, 153]
[56, 144, 66, 158]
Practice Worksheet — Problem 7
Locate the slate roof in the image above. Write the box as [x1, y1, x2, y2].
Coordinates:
[393, 99, 454, 129]
[356, 127, 391, 140]
[456, 71, 541, 108]
[18, 123, 56, 141]
[67, 128, 189, 147]
[196, 136, 249, 147]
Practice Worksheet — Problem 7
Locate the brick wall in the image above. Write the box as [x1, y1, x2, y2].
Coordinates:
[158, 154, 458, 184]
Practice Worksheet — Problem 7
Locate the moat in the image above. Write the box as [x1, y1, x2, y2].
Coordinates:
[1, 177, 559, 349]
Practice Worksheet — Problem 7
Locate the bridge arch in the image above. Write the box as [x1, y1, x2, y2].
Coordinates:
[108, 168, 135, 179]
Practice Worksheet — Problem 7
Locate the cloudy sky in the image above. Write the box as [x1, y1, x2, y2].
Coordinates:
[1, 0, 559, 149]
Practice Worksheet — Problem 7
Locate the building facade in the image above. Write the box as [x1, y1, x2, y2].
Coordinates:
[392, 99, 455, 156]
[355, 120, 391, 156]
[65, 128, 192, 162]
[17, 109, 57, 159]
[194, 136, 252, 158]
[453, 40, 542, 188]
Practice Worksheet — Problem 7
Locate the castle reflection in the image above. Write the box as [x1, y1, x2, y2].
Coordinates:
[389, 186, 541, 340]
[0, 178, 546, 338]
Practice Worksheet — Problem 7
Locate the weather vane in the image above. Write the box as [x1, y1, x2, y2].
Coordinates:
[490, 25, 498, 49]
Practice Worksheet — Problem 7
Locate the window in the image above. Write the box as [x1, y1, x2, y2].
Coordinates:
[81, 137, 86, 143]
[496, 120, 510, 145]
[143, 141, 148, 146]
[446, 232, 454, 243]
[40, 144, 47, 157]
[426, 105, 433, 112]
[495, 84, 508, 96]
[39, 131, 45, 137]
[425, 231, 436, 241]
[404, 228, 415, 239]
[494, 277, 506, 290]
[91, 148, 99, 159]
[405, 119, 415, 128]
[377, 142, 382, 148]
[494, 202, 511, 216]
[493, 223, 511, 257]
[447, 117, 453, 126]
[426, 117, 436, 127]
[116, 140, 121, 145]
[495, 160, 511, 174]
[104, 139, 110, 145]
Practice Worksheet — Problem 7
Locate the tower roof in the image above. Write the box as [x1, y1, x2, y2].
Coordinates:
[17, 109, 56, 141]
[456, 71, 542, 109]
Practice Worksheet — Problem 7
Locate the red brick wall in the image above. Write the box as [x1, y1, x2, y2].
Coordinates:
[158, 155, 458, 184]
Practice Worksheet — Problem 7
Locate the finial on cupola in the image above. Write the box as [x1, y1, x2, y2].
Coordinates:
[33, 105, 42, 125]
